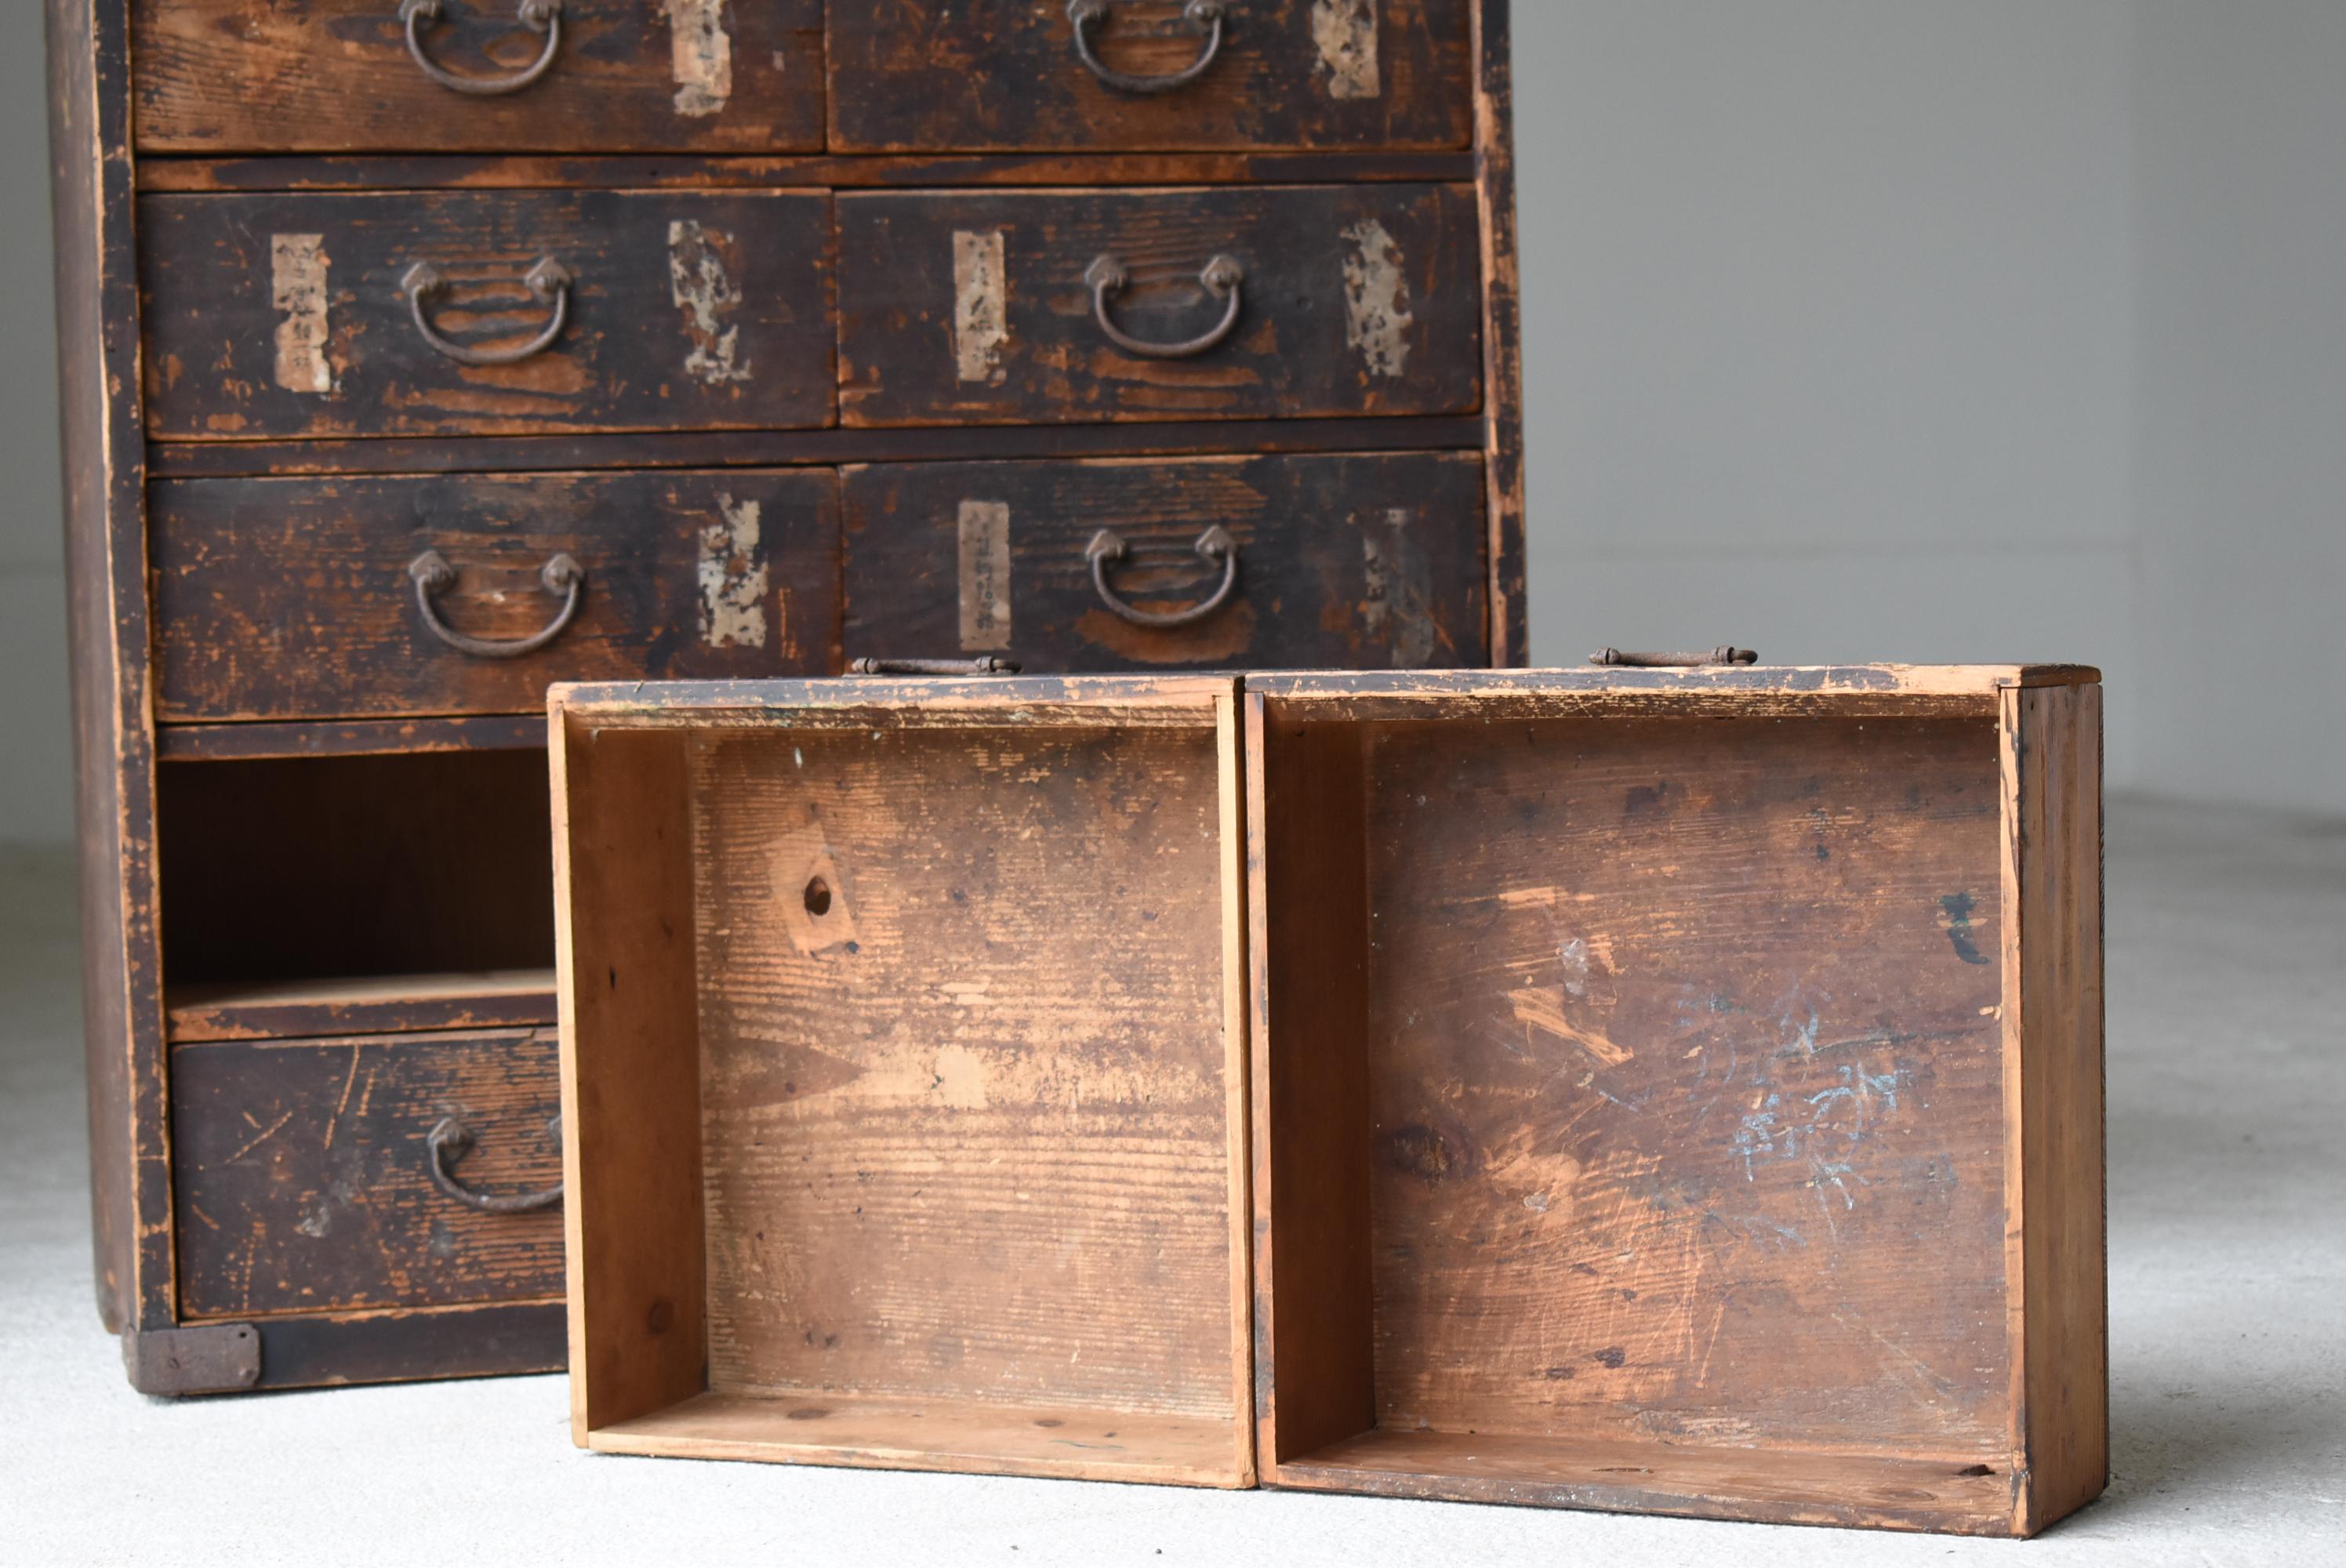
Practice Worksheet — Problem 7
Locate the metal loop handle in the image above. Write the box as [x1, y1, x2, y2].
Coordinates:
[1067, 0, 1226, 94]
[408, 550, 585, 659]
[1590, 647, 1760, 668]
[1088, 524, 1240, 628]
[848, 658, 1025, 675]
[402, 256, 572, 367]
[1086, 253, 1244, 360]
[426, 1116, 563, 1214]
[401, 0, 563, 96]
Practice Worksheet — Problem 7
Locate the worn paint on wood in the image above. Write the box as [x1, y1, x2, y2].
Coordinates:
[828, 0, 1465, 152]
[130, 0, 822, 153]
[151, 468, 837, 720]
[837, 184, 1480, 426]
[846, 453, 1484, 671]
[142, 190, 834, 440]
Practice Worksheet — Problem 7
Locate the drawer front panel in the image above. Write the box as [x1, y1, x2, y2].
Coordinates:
[132, 0, 825, 154]
[172, 1028, 564, 1318]
[153, 469, 839, 721]
[837, 183, 1481, 427]
[841, 452, 1487, 670]
[829, 0, 1472, 152]
[141, 191, 834, 440]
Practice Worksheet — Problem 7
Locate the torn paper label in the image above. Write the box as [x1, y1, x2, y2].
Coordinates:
[670, 220, 754, 387]
[699, 494, 770, 648]
[271, 234, 334, 394]
[957, 500, 1012, 652]
[664, 0, 735, 117]
[953, 230, 1010, 385]
[1311, 0, 1382, 100]
[1342, 218, 1414, 379]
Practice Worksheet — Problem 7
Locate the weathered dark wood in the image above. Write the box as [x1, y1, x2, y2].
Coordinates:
[141, 190, 834, 439]
[1472, 0, 1526, 666]
[172, 1028, 565, 1317]
[836, 183, 1482, 427]
[132, 0, 825, 154]
[168, 970, 560, 1043]
[152, 468, 838, 720]
[829, 0, 1472, 153]
[146, 414, 1488, 479]
[157, 749, 555, 987]
[121, 1321, 261, 1395]
[248, 1301, 567, 1388]
[50, 0, 173, 1339]
[841, 452, 1487, 671]
[157, 714, 550, 761]
[136, 150, 1481, 193]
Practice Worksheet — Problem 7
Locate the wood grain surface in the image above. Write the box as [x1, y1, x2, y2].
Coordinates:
[842, 452, 1486, 671]
[141, 190, 834, 439]
[151, 468, 838, 720]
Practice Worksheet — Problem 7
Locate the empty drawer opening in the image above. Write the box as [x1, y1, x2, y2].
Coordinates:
[1255, 702, 2018, 1519]
[157, 749, 557, 1039]
[561, 705, 1251, 1486]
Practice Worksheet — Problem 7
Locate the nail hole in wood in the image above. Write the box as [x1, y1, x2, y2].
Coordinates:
[804, 877, 833, 916]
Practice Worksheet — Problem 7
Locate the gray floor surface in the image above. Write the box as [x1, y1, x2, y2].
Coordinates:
[3, 799, 2342, 1566]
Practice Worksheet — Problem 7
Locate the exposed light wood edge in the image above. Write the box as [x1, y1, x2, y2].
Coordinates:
[555, 710, 706, 1444]
[1999, 683, 2109, 1536]
[550, 675, 1236, 731]
[1215, 689, 1260, 1487]
[1473, 0, 1527, 667]
[1269, 1430, 2016, 1535]
[589, 1392, 1251, 1489]
[156, 715, 548, 761]
[165, 970, 560, 1043]
[1243, 695, 1276, 1472]
[144, 417, 1491, 480]
[51, 0, 170, 1336]
[1247, 666, 2101, 700]
[133, 151, 1480, 194]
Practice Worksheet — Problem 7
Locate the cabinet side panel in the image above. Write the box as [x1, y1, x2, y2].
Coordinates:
[48, 0, 165, 1335]
[2010, 684, 2108, 1532]
[1473, 0, 1526, 666]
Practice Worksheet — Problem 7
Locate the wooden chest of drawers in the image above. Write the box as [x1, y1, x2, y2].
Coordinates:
[50, 0, 1527, 1393]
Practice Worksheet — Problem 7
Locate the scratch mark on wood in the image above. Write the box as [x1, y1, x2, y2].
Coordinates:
[663, 0, 735, 118]
[223, 1108, 295, 1165]
[1508, 986, 1633, 1067]
[698, 494, 770, 648]
[1342, 218, 1414, 379]
[957, 499, 1012, 652]
[1310, 0, 1382, 100]
[669, 220, 753, 386]
[324, 1041, 361, 1150]
[270, 234, 333, 394]
[952, 230, 1010, 386]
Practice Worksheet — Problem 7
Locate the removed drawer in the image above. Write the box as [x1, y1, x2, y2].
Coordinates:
[828, 0, 1472, 153]
[153, 469, 838, 721]
[132, 0, 824, 154]
[141, 191, 833, 440]
[172, 1028, 564, 1319]
[841, 452, 1487, 671]
[836, 183, 1481, 426]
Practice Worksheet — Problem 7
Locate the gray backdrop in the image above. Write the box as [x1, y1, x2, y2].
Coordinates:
[3, 2, 2340, 848]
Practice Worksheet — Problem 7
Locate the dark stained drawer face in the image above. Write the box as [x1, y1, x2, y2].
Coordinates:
[152, 469, 839, 721]
[141, 191, 834, 441]
[132, 0, 824, 154]
[837, 183, 1481, 426]
[172, 1029, 563, 1319]
[829, 0, 1472, 152]
[842, 452, 1487, 670]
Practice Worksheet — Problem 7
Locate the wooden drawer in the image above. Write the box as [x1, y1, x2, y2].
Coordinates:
[152, 469, 839, 722]
[829, 0, 1472, 153]
[552, 677, 1253, 1486]
[141, 191, 834, 441]
[841, 452, 1487, 670]
[131, 0, 824, 154]
[836, 183, 1480, 427]
[172, 1028, 565, 1319]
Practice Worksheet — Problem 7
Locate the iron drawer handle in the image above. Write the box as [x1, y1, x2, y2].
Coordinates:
[1067, 0, 1226, 94]
[1088, 524, 1239, 628]
[849, 658, 1025, 675]
[1086, 254, 1244, 360]
[408, 550, 585, 659]
[401, 0, 564, 96]
[401, 256, 572, 367]
[1590, 646, 1760, 668]
[426, 1116, 563, 1214]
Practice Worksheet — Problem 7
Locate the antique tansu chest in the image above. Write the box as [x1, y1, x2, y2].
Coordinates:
[49, 1, 1526, 1391]
[550, 666, 2105, 1536]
